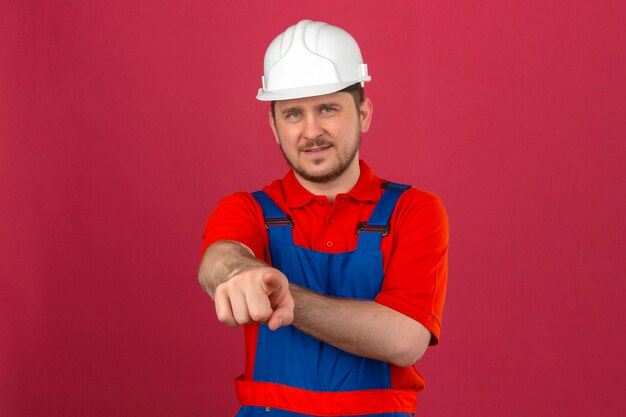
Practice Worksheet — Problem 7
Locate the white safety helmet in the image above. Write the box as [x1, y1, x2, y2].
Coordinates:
[256, 20, 371, 101]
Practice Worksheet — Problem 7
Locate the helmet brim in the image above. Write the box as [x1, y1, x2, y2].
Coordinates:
[256, 78, 370, 101]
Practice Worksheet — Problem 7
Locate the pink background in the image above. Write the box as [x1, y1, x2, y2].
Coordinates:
[1, 1, 625, 416]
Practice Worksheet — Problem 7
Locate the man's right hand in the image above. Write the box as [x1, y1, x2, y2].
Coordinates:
[213, 266, 294, 331]
[199, 240, 294, 331]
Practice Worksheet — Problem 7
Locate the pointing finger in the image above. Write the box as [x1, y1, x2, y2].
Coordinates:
[261, 271, 283, 295]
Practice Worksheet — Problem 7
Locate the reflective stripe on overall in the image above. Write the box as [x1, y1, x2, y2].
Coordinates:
[235, 183, 416, 417]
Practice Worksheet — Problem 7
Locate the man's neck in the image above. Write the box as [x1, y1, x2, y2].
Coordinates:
[294, 160, 361, 204]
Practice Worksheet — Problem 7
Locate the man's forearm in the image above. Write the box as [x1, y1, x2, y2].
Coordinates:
[199, 242, 429, 362]
[290, 284, 431, 368]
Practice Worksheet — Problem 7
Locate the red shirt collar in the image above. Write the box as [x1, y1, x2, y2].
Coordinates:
[282, 160, 383, 208]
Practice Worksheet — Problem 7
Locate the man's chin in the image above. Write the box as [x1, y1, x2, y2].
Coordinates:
[295, 164, 343, 184]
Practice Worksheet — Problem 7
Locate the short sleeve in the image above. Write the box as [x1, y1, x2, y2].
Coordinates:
[200, 192, 268, 261]
[375, 191, 449, 345]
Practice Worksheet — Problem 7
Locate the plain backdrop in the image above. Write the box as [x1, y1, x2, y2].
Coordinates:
[1, 1, 625, 416]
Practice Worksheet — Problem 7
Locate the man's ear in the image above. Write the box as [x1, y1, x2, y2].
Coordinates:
[269, 111, 279, 144]
[359, 97, 373, 133]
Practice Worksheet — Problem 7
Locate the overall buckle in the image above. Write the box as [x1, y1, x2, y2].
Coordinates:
[356, 222, 389, 236]
[264, 216, 293, 229]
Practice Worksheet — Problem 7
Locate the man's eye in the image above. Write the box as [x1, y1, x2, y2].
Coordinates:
[286, 112, 301, 119]
[322, 107, 334, 113]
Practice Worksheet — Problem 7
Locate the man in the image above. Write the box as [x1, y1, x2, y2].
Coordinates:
[199, 20, 448, 417]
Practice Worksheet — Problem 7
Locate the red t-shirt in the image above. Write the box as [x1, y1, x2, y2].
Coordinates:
[201, 160, 448, 345]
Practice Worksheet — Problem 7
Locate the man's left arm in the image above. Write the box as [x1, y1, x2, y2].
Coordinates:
[290, 193, 448, 368]
[290, 286, 431, 367]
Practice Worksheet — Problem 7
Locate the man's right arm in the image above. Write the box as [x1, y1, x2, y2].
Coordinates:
[198, 240, 294, 331]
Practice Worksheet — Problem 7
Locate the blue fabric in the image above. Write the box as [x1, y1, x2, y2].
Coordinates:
[356, 183, 411, 251]
[236, 406, 413, 417]
[243, 185, 409, 417]
[251, 191, 295, 246]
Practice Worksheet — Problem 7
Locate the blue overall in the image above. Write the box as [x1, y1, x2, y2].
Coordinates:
[235, 183, 414, 417]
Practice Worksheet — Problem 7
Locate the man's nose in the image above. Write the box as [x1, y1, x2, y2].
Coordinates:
[302, 113, 324, 140]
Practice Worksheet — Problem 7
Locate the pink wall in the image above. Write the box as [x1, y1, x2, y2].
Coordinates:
[1, 1, 625, 416]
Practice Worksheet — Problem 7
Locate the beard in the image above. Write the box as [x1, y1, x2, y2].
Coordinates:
[280, 134, 361, 184]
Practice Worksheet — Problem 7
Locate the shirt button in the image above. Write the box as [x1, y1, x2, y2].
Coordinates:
[329, 218, 335, 224]
[326, 241, 333, 247]
[341, 198, 346, 203]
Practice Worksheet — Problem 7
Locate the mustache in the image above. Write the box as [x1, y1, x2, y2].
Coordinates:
[300, 138, 332, 150]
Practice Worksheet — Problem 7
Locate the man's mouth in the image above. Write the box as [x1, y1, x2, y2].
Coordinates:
[301, 141, 333, 153]
[303, 144, 332, 153]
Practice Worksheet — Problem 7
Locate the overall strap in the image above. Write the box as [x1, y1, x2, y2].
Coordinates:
[251, 191, 294, 246]
[357, 182, 412, 251]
